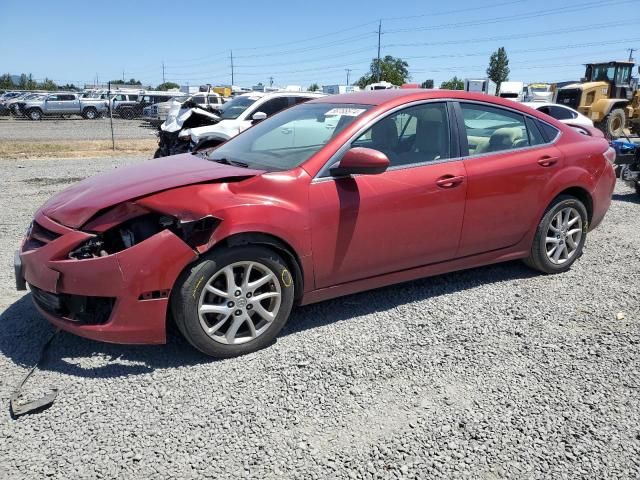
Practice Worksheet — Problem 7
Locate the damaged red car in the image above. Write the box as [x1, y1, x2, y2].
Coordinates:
[16, 90, 616, 357]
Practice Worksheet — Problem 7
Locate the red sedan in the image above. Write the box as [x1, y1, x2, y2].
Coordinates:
[16, 90, 616, 357]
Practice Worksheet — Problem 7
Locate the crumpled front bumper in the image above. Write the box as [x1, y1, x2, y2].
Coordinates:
[18, 212, 197, 344]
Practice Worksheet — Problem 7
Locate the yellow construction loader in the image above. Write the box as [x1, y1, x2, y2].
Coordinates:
[555, 61, 640, 138]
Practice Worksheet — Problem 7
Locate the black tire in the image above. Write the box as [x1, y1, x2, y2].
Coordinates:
[635, 182, 640, 196]
[602, 108, 626, 138]
[120, 108, 134, 120]
[82, 107, 98, 120]
[171, 245, 295, 357]
[27, 108, 42, 121]
[523, 195, 588, 274]
[153, 148, 163, 158]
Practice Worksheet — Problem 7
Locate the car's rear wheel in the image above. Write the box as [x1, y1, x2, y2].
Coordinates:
[120, 108, 134, 120]
[524, 195, 588, 274]
[171, 246, 295, 357]
[27, 108, 42, 121]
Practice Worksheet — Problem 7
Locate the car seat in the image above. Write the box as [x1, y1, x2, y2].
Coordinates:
[474, 127, 526, 154]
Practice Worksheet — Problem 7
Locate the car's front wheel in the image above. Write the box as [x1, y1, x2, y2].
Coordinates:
[171, 246, 295, 357]
[524, 195, 588, 274]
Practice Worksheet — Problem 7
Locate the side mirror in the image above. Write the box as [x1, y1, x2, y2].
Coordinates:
[330, 147, 390, 177]
[252, 111, 267, 121]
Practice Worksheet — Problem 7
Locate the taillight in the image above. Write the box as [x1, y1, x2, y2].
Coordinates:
[603, 146, 616, 164]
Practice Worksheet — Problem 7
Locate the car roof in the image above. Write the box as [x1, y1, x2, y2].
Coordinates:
[309, 89, 532, 107]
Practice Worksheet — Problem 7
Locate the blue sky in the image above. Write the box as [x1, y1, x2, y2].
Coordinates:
[1, 0, 639, 88]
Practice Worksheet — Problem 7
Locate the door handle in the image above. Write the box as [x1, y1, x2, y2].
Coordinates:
[435, 175, 465, 188]
[537, 156, 559, 167]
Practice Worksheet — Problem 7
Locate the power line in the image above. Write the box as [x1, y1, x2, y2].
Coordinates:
[385, 0, 636, 34]
[385, 19, 640, 48]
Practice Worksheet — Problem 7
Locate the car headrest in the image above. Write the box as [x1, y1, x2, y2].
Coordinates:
[414, 119, 444, 153]
[371, 118, 398, 149]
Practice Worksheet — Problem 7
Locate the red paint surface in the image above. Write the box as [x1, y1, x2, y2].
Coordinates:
[20, 90, 615, 344]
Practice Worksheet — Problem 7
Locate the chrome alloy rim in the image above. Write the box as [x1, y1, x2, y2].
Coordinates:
[198, 261, 281, 345]
[545, 207, 583, 265]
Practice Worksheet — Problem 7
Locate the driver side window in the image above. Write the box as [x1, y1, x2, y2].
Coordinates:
[352, 102, 451, 167]
[255, 97, 289, 117]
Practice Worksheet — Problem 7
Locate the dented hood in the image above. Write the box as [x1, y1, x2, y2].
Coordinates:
[41, 153, 264, 228]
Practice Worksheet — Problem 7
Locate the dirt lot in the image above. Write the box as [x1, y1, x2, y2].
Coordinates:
[0, 116, 157, 159]
[0, 156, 638, 479]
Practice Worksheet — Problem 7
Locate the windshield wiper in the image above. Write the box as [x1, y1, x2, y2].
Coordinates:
[210, 157, 249, 168]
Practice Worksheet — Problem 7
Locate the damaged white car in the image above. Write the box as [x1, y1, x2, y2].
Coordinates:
[155, 91, 326, 158]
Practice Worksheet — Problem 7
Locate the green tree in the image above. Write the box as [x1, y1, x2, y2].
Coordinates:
[156, 81, 180, 91]
[0, 73, 13, 89]
[440, 76, 464, 90]
[60, 83, 78, 91]
[38, 78, 58, 90]
[111, 78, 142, 85]
[486, 47, 510, 93]
[421, 79, 434, 89]
[356, 55, 410, 88]
[308, 83, 320, 92]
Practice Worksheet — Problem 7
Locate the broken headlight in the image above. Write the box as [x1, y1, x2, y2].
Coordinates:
[69, 209, 220, 260]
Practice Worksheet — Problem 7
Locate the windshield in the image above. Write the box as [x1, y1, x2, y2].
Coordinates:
[206, 103, 371, 171]
[218, 95, 259, 120]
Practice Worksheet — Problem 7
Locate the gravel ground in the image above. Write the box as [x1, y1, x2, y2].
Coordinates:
[0, 156, 639, 479]
[0, 116, 155, 141]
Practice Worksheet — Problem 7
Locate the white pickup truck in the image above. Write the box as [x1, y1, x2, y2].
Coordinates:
[21, 93, 109, 120]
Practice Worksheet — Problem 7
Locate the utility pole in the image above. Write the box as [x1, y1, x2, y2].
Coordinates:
[628, 48, 636, 62]
[122, 70, 125, 82]
[376, 20, 382, 82]
[345, 68, 352, 85]
[269, 76, 274, 87]
[162, 61, 165, 83]
[230, 50, 234, 86]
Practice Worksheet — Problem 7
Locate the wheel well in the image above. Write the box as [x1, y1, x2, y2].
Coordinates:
[213, 232, 305, 302]
[555, 187, 593, 223]
[608, 102, 629, 115]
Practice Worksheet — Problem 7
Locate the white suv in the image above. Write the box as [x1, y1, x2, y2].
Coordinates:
[182, 91, 326, 149]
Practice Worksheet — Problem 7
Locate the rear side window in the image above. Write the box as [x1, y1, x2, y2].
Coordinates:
[460, 103, 530, 155]
[537, 121, 560, 142]
[525, 117, 546, 146]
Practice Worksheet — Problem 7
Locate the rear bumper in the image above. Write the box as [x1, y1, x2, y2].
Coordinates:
[19, 212, 197, 344]
[589, 162, 616, 231]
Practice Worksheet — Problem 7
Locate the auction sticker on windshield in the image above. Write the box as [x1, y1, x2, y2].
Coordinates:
[325, 108, 367, 117]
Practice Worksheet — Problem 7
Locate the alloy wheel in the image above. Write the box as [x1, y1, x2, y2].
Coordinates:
[545, 207, 583, 265]
[198, 261, 281, 345]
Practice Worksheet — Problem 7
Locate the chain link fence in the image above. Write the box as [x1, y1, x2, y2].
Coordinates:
[0, 84, 191, 160]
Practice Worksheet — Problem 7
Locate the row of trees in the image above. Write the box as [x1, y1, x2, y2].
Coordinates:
[0, 73, 151, 91]
[346, 47, 510, 92]
[0, 73, 60, 91]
